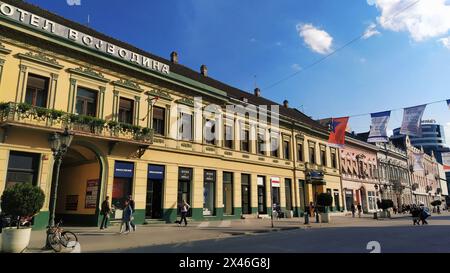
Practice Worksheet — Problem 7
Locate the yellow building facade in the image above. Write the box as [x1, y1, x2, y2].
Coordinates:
[0, 0, 342, 229]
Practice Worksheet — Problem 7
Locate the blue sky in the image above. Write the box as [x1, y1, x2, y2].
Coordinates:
[25, 0, 450, 143]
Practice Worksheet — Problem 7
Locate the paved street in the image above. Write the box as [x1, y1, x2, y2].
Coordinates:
[5, 212, 448, 253]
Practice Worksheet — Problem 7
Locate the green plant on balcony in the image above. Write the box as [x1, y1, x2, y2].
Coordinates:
[119, 122, 134, 134]
[0, 102, 11, 118]
[33, 107, 50, 120]
[16, 103, 32, 117]
[131, 125, 142, 134]
[49, 109, 64, 120]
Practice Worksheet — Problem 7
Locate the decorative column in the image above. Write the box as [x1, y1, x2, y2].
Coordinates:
[134, 95, 140, 126]
[49, 73, 58, 109]
[16, 64, 27, 103]
[165, 104, 171, 137]
[112, 90, 119, 122]
[0, 59, 5, 86]
[98, 86, 106, 119]
[67, 78, 77, 113]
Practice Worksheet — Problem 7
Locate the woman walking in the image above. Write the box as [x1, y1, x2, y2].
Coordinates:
[177, 200, 190, 227]
[120, 199, 133, 234]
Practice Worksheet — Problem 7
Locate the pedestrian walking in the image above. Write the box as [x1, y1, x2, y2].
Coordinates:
[127, 195, 136, 232]
[351, 203, 356, 218]
[176, 200, 190, 226]
[120, 199, 133, 234]
[419, 203, 430, 225]
[100, 196, 111, 230]
[411, 204, 420, 225]
[309, 202, 315, 218]
[357, 204, 362, 218]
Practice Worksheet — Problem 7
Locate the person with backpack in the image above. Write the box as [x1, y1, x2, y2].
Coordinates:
[419, 203, 431, 225]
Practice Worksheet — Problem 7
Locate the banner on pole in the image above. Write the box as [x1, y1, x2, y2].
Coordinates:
[367, 111, 391, 143]
[328, 117, 349, 147]
[413, 152, 424, 172]
[400, 104, 426, 137]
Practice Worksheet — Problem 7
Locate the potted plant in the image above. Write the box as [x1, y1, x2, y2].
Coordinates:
[1, 183, 45, 253]
[316, 192, 333, 223]
[378, 199, 394, 218]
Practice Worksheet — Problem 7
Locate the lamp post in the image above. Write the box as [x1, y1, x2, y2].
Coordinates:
[44, 127, 73, 248]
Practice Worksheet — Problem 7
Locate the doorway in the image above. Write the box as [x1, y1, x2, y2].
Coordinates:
[241, 174, 251, 214]
[55, 144, 102, 226]
[146, 165, 165, 219]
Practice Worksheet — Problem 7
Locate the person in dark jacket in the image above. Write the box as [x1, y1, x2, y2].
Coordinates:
[176, 200, 190, 227]
[357, 204, 362, 218]
[100, 196, 111, 230]
[127, 195, 136, 232]
[120, 200, 133, 234]
[411, 204, 420, 225]
[351, 203, 356, 218]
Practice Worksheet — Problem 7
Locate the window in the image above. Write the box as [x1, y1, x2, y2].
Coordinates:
[179, 112, 193, 141]
[331, 149, 337, 169]
[75, 87, 97, 117]
[285, 179, 293, 210]
[6, 151, 40, 189]
[368, 191, 377, 210]
[152, 106, 165, 135]
[297, 142, 304, 162]
[203, 170, 216, 216]
[320, 147, 327, 166]
[118, 97, 134, 124]
[241, 129, 250, 152]
[309, 145, 316, 164]
[25, 74, 49, 107]
[204, 119, 216, 145]
[257, 131, 265, 155]
[271, 135, 279, 157]
[283, 140, 290, 160]
[224, 124, 233, 149]
[223, 172, 233, 215]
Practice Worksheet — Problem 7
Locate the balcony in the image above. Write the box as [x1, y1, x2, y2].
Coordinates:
[0, 102, 153, 144]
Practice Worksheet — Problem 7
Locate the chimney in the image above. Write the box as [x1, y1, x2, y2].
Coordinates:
[283, 100, 289, 108]
[170, 51, 178, 64]
[254, 88, 261, 97]
[200, 64, 208, 77]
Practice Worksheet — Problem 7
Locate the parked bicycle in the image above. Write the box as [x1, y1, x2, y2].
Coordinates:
[46, 220, 78, 252]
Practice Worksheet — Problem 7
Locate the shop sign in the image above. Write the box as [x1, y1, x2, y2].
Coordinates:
[257, 176, 265, 186]
[85, 179, 99, 209]
[148, 165, 165, 180]
[271, 177, 280, 188]
[114, 161, 134, 178]
[179, 167, 192, 181]
[204, 170, 216, 182]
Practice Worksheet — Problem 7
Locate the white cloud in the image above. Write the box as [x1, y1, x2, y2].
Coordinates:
[291, 63, 302, 71]
[296, 23, 333, 54]
[363, 23, 380, 39]
[369, 0, 450, 42]
[438, 36, 450, 49]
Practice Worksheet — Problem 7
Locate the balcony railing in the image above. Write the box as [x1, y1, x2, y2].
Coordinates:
[0, 102, 153, 144]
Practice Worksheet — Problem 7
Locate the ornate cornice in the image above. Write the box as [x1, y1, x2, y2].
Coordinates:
[16, 51, 63, 70]
[113, 79, 144, 93]
[176, 97, 195, 107]
[0, 42, 11, 55]
[68, 67, 110, 83]
[146, 89, 173, 101]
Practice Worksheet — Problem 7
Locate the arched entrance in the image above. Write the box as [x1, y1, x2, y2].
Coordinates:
[55, 142, 105, 226]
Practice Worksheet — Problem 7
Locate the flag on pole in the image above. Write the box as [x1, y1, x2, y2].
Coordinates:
[413, 152, 424, 172]
[328, 117, 349, 147]
[400, 104, 426, 137]
[367, 111, 391, 143]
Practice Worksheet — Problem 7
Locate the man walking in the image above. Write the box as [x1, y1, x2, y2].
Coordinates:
[120, 199, 133, 234]
[357, 203, 362, 218]
[127, 195, 136, 232]
[351, 203, 356, 218]
[100, 196, 111, 230]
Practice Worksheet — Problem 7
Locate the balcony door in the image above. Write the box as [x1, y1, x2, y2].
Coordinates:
[25, 74, 49, 107]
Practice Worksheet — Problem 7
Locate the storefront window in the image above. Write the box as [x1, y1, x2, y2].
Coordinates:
[6, 151, 40, 189]
[223, 172, 233, 215]
[368, 191, 377, 210]
[241, 174, 251, 214]
[112, 161, 134, 212]
[203, 170, 216, 216]
[178, 167, 192, 216]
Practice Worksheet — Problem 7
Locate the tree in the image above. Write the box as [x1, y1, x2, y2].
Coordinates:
[316, 193, 333, 213]
[379, 199, 394, 211]
[1, 183, 45, 229]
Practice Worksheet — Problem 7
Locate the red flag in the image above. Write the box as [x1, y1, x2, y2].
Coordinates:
[328, 117, 349, 146]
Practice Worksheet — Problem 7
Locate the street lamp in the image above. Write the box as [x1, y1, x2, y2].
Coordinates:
[44, 127, 73, 248]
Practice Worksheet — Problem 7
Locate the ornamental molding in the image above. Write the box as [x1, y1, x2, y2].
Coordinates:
[17, 51, 64, 70]
[68, 67, 110, 83]
[0, 42, 11, 55]
[113, 79, 144, 93]
[176, 97, 195, 107]
[146, 89, 173, 101]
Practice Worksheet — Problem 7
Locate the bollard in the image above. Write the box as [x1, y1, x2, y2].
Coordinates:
[373, 212, 378, 220]
[315, 212, 320, 223]
[304, 212, 309, 224]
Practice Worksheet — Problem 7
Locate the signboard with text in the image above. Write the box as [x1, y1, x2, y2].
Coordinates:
[85, 179, 99, 209]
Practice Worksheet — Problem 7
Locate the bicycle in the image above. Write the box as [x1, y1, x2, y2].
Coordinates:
[46, 220, 78, 252]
